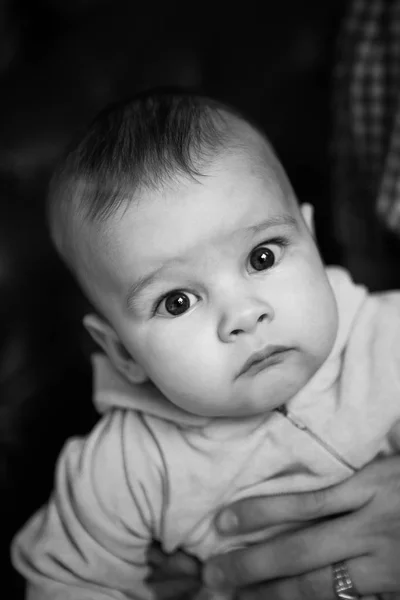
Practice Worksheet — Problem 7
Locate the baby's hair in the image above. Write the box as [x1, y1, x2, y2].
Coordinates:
[47, 87, 266, 271]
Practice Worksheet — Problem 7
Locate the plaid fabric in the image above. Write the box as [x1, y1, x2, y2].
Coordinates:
[333, 0, 400, 237]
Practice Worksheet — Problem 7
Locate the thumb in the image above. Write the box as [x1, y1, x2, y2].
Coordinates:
[388, 418, 400, 452]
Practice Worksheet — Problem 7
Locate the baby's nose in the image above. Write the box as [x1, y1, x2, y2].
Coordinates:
[217, 300, 273, 342]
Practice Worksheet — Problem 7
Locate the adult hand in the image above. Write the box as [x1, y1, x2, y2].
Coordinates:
[203, 423, 400, 599]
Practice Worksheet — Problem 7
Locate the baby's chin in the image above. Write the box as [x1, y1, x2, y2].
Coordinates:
[186, 392, 299, 420]
[166, 356, 325, 419]
[231, 367, 320, 415]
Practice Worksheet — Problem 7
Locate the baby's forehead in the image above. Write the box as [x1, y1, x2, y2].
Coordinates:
[74, 119, 292, 268]
[223, 117, 291, 191]
[81, 133, 289, 249]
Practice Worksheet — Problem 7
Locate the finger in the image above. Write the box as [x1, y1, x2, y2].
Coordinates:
[216, 477, 375, 536]
[238, 558, 384, 600]
[239, 567, 335, 600]
[204, 512, 369, 588]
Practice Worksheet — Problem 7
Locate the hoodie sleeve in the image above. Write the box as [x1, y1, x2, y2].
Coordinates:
[12, 409, 165, 600]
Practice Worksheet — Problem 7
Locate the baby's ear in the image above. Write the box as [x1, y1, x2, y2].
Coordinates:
[300, 203, 315, 237]
[83, 314, 148, 384]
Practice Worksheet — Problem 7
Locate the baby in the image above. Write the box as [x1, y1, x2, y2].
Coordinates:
[12, 89, 400, 599]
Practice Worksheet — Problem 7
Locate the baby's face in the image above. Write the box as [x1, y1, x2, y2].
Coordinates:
[87, 146, 338, 417]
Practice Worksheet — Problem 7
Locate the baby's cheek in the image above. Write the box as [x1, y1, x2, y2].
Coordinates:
[305, 302, 337, 360]
[146, 321, 226, 387]
[148, 338, 198, 379]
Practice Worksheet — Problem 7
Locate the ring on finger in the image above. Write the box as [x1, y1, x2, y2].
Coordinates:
[332, 561, 360, 599]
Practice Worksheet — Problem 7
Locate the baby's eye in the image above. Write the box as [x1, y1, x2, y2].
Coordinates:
[248, 241, 285, 272]
[156, 291, 198, 317]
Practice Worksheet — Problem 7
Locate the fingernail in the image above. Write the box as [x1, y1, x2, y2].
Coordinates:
[203, 564, 225, 588]
[217, 509, 238, 533]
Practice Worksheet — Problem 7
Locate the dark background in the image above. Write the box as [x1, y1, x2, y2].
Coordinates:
[0, 0, 346, 595]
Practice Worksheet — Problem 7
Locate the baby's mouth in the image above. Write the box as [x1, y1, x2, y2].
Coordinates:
[236, 345, 291, 378]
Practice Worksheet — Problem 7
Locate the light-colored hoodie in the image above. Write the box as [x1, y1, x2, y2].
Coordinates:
[12, 268, 400, 599]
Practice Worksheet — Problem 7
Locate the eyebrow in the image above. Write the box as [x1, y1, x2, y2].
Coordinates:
[242, 214, 298, 236]
[126, 212, 298, 308]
